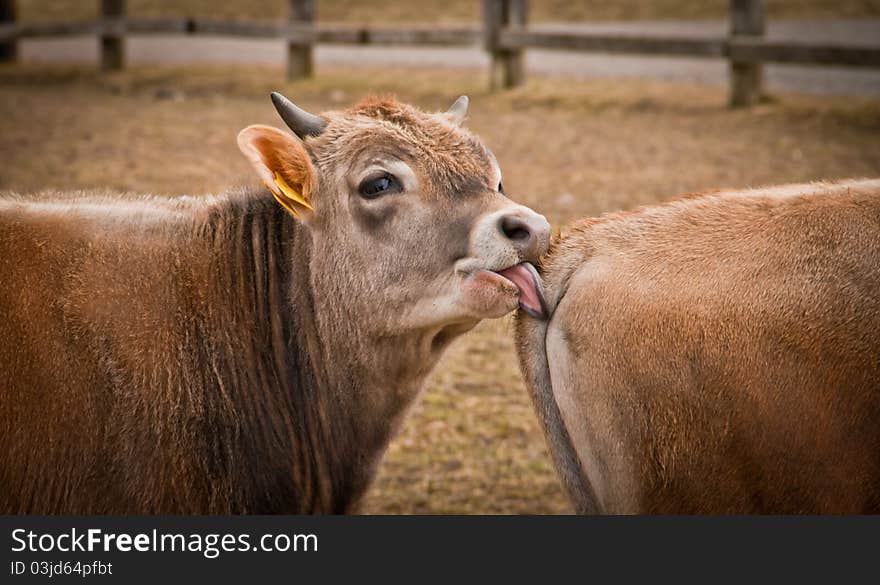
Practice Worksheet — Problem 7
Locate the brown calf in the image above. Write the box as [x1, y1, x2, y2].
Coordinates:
[0, 94, 550, 514]
[516, 179, 880, 513]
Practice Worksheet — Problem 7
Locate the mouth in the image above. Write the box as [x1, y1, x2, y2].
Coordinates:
[492, 262, 548, 320]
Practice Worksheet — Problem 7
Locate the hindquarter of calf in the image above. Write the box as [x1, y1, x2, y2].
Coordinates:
[521, 180, 880, 514]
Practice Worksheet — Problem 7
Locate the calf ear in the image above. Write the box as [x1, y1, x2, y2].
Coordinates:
[237, 124, 316, 220]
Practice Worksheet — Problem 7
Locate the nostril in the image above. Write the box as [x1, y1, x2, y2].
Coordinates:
[500, 216, 532, 243]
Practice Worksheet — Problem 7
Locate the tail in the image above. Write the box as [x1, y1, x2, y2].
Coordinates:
[514, 297, 600, 514]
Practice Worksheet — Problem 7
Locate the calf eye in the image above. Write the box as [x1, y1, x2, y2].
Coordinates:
[359, 173, 400, 199]
[498, 181, 504, 193]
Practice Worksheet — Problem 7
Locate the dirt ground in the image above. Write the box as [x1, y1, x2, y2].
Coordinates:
[1, 63, 878, 513]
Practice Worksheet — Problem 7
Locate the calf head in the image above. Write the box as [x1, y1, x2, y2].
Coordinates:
[238, 93, 549, 349]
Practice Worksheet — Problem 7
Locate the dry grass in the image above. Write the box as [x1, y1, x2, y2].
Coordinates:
[17, 0, 880, 23]
[1, 63, 878, 513]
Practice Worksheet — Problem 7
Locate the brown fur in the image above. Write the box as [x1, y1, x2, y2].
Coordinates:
[0, 96, 544, 514]
[516, 179, 880, 514]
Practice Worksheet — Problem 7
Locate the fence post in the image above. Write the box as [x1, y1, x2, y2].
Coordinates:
[729, 0, 765, 107]
[0, 0, 16, 63]
[100, 0, 125, 71]
[287, 0, 314, 81]
[483, 0, 527, 90]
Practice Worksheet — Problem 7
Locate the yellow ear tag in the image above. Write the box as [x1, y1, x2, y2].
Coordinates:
[272, 172, 313, 219]
[267, 182, 300, 219]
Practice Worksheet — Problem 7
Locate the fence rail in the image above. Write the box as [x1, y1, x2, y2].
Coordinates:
[0, 0, 878, 107]
[0, 19, 481, 45]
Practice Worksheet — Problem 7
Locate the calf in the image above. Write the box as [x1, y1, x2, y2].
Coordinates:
[516, 179, 880, 513]
[0, 93, 550, 514]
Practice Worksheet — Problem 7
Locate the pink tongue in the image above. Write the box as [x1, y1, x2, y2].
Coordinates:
[497, 263, 545, 318]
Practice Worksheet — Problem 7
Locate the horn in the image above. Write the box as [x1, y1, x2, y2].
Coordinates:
[446, 95, 469, 125]
[270, 92, 327, 139]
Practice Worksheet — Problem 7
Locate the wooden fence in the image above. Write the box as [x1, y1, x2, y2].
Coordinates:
[1, 0, 879, 107]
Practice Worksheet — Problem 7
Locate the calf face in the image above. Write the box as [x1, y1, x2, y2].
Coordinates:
[238, 94, 550, 342]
